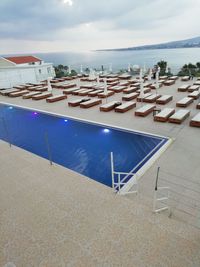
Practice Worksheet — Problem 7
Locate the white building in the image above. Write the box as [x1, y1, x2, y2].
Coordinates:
[0, 55, 55, 89]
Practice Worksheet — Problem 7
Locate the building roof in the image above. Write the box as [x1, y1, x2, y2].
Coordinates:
[4, 56, 42, 65]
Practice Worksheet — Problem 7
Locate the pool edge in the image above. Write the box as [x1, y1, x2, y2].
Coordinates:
[119, 137, 173, 194]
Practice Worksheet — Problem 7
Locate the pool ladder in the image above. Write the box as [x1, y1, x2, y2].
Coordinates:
[110, 152, 138, 195]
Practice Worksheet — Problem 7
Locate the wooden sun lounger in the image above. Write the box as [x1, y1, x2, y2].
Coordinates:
[109, 86, 126, 93]
[181, 76, 190, 81]
[9, 90, 29, 97]
[159, 76, 168, 80]
[28, 86, 47, 92]
[154, 108, 175, 122]
[80, 84, 94, 89]
[197, 103, 200, 109]
[32, 92, 53, 100]
[58, 83, 76, 89]
[135, 104, 156, 117]
[122, 92, 139, 101]
[163, 80, 175, 86]
[188, 91, 200, 100]
[169, 76, 178, 80]
[193, 81, 200, 86]
[92, 85, 104, 90]
[80, 99, 102, 108]
[150, 83, 162, 89]
[115, 101, 136, 113]
[190, 112, 200, 127]
[119, 81, 129, 86]
[143, 94, 161, 103]
[46, 94, 67, 103]
[107, 78, 119, 83]
[0, 88, 19, 96]
[78, 89, 94, 96]
[72, 89, 87, 95]
[63, 87, 79, 94]
[132, 82, 140, 88]
[123, 87, 137, 94]
[118, 74, 131, 80]
[188, 85, 200, 92]
[137, 93, 152, 102]
[168, 109, 190, 124]
[100, 101, 121, 112]
[107, 81, 119, 87]
[88, 90, 103, 97]
[68, 98, 91, 107]
[176, 97, 193, 107]
[98, 90, 115, 98]
[13, 85, 27, 90]
[23, 92, 41, 99]
[156, 95, 173, 105]
[178, 84, 190, 92]
[136, 88, 151, 94]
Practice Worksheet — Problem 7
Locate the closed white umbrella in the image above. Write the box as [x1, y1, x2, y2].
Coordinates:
[128, 63, 131, 72]
[104, 78, 108, 94]
[155, 71, 159, 96]
[68, 65, 71, 74]
[165, 64, 168, 74]
[148, 68, 152, 81]
[97, 74, 100, 86]
[76, 78, 80, 89]
[139, 69, 144, 105]
[104, 78, 108, 103]
[109, 63, 112, 73]
[143, 63, 146, 74]
[80, 65, 83, 73]
[89, 68, 95, 80]
[47, 77, 52, 92]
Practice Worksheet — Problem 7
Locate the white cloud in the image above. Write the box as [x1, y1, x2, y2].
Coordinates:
[0, 0, 200, 53]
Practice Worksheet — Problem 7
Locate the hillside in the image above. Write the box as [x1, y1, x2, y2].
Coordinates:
[98, 36, 200, 51]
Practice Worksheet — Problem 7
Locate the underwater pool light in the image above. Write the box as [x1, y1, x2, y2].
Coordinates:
[103, 128, 110, 133]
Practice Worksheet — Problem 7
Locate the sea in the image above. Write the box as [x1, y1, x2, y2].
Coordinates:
[9, 48, 200, 74]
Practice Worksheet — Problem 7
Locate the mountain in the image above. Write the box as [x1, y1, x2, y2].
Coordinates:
[98, 36, 200, 51]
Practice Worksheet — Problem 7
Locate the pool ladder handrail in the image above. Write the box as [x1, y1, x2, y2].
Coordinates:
[110, 152, 138, 195]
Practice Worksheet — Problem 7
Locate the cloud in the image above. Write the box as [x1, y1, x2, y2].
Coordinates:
[0, 0, 200, 53]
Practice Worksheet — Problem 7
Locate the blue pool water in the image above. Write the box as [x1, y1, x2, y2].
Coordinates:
[0, 104, 168, 187]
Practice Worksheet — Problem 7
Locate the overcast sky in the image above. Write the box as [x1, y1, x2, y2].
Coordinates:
[0, 0, 200, 54]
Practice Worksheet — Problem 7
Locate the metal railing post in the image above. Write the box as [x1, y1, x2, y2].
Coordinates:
[44, 132, 53, 165]
[155, 166, 160, 191]
[118, 173, 121, 193]
[110, 152, 114, 190]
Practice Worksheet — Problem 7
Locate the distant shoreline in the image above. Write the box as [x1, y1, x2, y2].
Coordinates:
[96, 46, 200, 52]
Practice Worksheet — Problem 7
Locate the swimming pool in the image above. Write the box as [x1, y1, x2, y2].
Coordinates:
[0, 103, 169, 189]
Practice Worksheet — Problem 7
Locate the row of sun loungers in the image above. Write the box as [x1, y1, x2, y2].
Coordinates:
[46, 94, 67, 103]
[168, 110, 190, 124]
[178, 84, 200, 92]
[135, 104, 156, 117]
[100, 101, 122, 112]
[80, 99, 102, 108]
[154, 108, 175, 122]
[188, 91, 200, 100]
[190, 113, 200, 127]
[176, 97, 193, 108]
[32, 92, 53, 100]
[181, 76, 190, 81]
[67, 96, 200, 126]
[156, 95, 173, 104]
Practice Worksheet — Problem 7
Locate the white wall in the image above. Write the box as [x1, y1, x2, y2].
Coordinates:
[0, 63, 55, 89]
[0, 58, 15, 67]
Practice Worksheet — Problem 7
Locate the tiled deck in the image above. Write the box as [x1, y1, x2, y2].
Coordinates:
[0, 77, 200, 266]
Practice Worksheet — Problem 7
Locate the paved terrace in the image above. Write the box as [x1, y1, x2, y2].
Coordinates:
[0, 77, 200, 266]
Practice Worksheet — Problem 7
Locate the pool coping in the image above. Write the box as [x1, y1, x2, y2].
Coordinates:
[0, 101, 173, 193]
